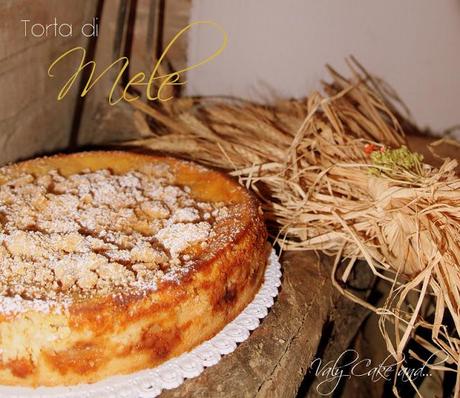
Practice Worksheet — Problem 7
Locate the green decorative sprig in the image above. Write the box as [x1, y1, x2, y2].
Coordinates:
[368, 145, 424, 177]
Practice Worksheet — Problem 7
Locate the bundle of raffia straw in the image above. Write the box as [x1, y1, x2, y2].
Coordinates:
[125, 60, 460, 396]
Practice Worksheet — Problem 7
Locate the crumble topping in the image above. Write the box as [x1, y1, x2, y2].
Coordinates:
[0, 162, 236, 313]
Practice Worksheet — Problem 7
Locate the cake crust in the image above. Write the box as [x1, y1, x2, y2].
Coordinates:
[0, 151, 268, 386]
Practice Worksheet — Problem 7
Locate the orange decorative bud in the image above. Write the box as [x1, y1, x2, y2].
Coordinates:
[364, 144, 376, 155]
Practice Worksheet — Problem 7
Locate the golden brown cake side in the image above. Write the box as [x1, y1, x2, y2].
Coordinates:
[0, 151, 268, 386]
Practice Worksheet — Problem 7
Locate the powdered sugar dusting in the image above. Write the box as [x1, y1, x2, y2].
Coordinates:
[0, 295, 69, 315]
[157, 222, 210, 255]
[0, 162, 239, 314]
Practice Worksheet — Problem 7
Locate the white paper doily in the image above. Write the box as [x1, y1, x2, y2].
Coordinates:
[0, 249, 281, 398]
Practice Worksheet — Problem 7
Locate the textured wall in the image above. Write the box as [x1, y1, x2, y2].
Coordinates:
[0, 0, 98, 164]
[187, 0, 460, 135]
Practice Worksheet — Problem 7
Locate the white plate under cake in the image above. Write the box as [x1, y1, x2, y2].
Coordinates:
[0, 151, 268, 387]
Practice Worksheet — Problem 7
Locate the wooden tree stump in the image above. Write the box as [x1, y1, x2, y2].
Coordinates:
[106, 135, 454, 397]
[161, 252, 372, 397]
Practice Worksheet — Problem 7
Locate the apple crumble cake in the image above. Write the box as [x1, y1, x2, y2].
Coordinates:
[0, 151, 268, 386]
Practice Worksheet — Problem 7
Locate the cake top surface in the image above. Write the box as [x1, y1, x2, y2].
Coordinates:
[0, 156, 245, 314]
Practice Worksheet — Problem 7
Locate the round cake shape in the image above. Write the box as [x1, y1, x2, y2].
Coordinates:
[0, 151, 268, 386]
